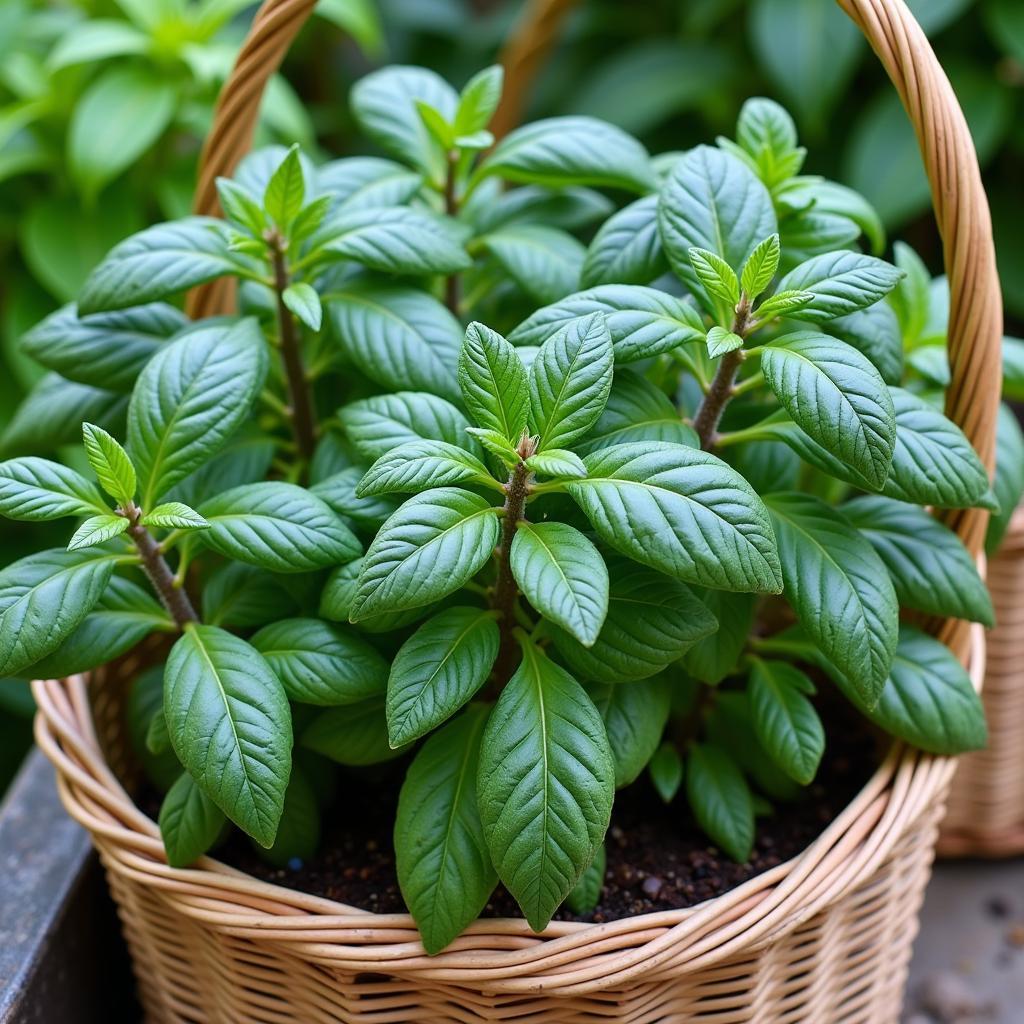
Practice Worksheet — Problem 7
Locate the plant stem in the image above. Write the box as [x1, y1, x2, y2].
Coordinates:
[443, 149, 461, 317]
[126, 505, 197, 628]
[269, 237, 317, 463]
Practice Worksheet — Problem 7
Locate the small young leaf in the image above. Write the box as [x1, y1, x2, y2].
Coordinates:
[264, 144, 305, 229]
[740, 233, 781, 299]
[688, 247, 740, 307]
[747, 658, 824, 785]
[565, 844, 605, 915]
[387, 606, 500, 747]
[524, 449, 587, 479]
[648, 742, 683, 803]
[459, 323, 530, 442]
[68, 513, 129, 550]
[141, 502, 208, 531]
[455, 65, 503, 135]
[215, 178, 266, 236]
[466, 428, 519, 467]
[415, 100, 454, 150]
[395, 704, 496, 954]
[686, 743, 754, 862]
[0, 458, 107, 521]
[477, 641, 615, 933]
[734, 98, 805, 187]
[357, 440, 498, 497]
[82, 422, 135, 507]
[159, 773, 227, 868]
[753, 289, 814, 320]
[776, 251, 904, 323]
[588, 676, 671, 789]
[282, 283, 323, 331]
[706, 326, 744, 359]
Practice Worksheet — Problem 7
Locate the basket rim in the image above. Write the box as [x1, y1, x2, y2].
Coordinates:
[30, 624, 983, 995]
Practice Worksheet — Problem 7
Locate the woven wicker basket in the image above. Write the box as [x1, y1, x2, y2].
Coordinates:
[32, 0, 1002, 1021]
[940, 507, 1024, 857]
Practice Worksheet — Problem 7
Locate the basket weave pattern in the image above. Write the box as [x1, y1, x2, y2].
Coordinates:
[32, 0, 1002, 1020]
[941, 508, 1024, 856]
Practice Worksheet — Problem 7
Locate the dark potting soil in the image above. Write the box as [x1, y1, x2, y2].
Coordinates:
[215, 705, 879, 925]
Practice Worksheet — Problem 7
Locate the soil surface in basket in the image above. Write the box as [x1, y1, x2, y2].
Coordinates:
[217, 700, 879, 924]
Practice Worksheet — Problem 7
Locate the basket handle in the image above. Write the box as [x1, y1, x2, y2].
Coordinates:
[189, 0, 1000, 658]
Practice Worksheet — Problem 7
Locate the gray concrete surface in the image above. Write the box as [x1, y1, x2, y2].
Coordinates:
[905, 859, 1024, 1023]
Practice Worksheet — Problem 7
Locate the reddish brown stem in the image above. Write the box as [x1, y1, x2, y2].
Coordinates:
[127, 506, 197, 628]
[490, 459, 531, 687]
[443, 150, 461, 317]
[691, 299, 754, 450]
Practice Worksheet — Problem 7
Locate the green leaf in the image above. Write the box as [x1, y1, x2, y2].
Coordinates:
[338, 391, 474, 462]
[581, 195, 666, 287]
[301, 698, 401, 765]
[159, 773, 227, 868]
[467, 428, 519, 468]
[141, 502, 208, 530]
[199, 482, 361, 573]
[455, 65, 503, 135]
[70, 65, 176, 199]
[551, 560, 717, 683]
[775, 252, 904, 323]
[568, 443, 782, 592]
[648, 742, 683, 803]
[576, 370, 698, 454]
[843, 496, 993, 626]
[764, 492, 898, 705]
[264, 145, 305, 229]
[733, 99, 805, 188]
[20, 575, 172, 680]
[686, 743, 754, 862]
[352, 488, 500, 621]
[481, 225, 584, 305]
[565, 844, 605, 915]
[459, 323, 530, 442]
[396, 704, 497, 954]
[256, 762, 320, 869]
[588, 676, 671, 789]
[216, 178, 266, 237]
[20, 302, 187, 392]
[747, 658, 823, 786]
[82, 422, 135, 507]
[476, 116, 655, 194]
[740, 234, 781, 299]
[387, 607, 499, 747]
[312, 207, 470, 275]
[68, 513, 129, 551]
[524, 449, 587, 479]
[282, 283, 322, 332]
[310, 468, 399, 531]
[761, 332, 895, 487]
[465, 183, 613, 235]
[529, 312, 613, 451]
[987, 404, 1024, 555]
[825, 303, 904, 385]
[315, 0, 383, 54]
[357, 440, 496, 498]
[510, 285, 705, 366]
[829, 627, 986, 755]
[888, 242, 931, 344]
[682, 590, 754, 685]
[350, 66, 458, 179]
[658, 146, 777, 314]
[511, 522, 607, 646]
[1004, 336, 1024, 402]
[325, 286, 461, 402]
[706, 327, 743, 359]
[0, 458, 106, 521]
[79, 218, 241, 314]
[127, 318, 268, 507]
[688, 248, 740, 307]
[477, 641, 615, 932]
[416, 101, 454, 150]
[251, 617, 388, 706]
[753, 290, 813, 321]
[778, 178, 886, 257]
[48, 19, 150, 70]
[164, 625, 291, 847]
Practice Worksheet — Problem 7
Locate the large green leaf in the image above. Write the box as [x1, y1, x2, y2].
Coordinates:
[201, 562, 297, 629]
[459, 322, 529, 442]
[825, 303, 903, 385]
[387, 606, 499, 746]
[351, 488, 500, 621]
[681, 590, 755, 685]
[775, 252, 903, 323]
[510, 285, 705, 365]
[658, 146, 776, 313]
[829, 627, 986, 755]
[477, 641, 615, 932]
[511, 522, 608, 646]
[163, 625, 292, 847]
[843, 496, 993, 626]
[325, 286, 462, 402]
[476, 116, 655, 194]
[0, 457, 106, 521]
[686, 743, 754, 862]
[127, 319, 268, 507]
[310, 468, 399, 530]
[551, 561, 717, 683]
[568, 443, 782, 592]
[79, 218, 243, 314]
[582, 195, 666, 287]
[338, 392, 475, 462]
[761, 331, 895, 487]
[529, 312, 613, 451]
[0, 548, 118, 676]
[21, 302, 187, 392]
[765, 493, 898, 705]
[395, 704, 496, 954]
[316, 157, 422, 212]
[480, 225, 584, 305]
[199, 482, 360, 573]
[587, 676, 671, 788]
[159, 772, 227, 868]
[251, 618, 388, 706]
[357, 440, 496, 497]
[300, 697, 400, 765]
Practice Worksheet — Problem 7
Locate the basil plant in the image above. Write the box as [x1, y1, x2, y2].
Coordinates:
[0, 67, 992, 954]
